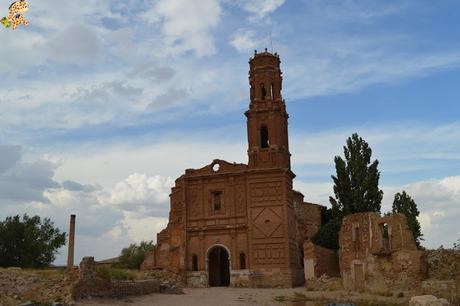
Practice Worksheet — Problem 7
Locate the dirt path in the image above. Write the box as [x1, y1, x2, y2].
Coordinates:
[76, 287, 407, 306]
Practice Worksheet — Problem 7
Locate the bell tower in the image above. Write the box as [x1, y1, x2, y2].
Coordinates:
[245, 49, 291, 170]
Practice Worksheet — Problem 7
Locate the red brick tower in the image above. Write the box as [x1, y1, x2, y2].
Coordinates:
[246, 49, 291, 170]
[245, 50, 302, 287]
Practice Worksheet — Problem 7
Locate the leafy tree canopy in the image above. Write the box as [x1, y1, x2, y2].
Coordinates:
[314, 133, 383, 250]
[330, 133, 383, 216]
[312, 217, 341, 250]
[0, 214, 66, 268]
[392, 191, 423, 247]
[115, 241, 154, 270]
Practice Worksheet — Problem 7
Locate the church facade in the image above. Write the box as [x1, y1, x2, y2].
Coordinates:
[141, 51, 323, 288]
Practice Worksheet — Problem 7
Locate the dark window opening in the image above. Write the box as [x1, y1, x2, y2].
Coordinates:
[239, 252, 246, 269]
[212, 191, 222, 212]
[260, 126, 269, 148]
[261, 83, 266, 100]
[299, 248, 304, 268]
[192, 254, 198, 271]
[352, 226, 360, 255]
[271, 83, 274, 99]
[381, 223, 390, 253]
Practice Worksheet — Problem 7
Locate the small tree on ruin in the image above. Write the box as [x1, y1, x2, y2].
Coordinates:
[392, 191, 423, 247]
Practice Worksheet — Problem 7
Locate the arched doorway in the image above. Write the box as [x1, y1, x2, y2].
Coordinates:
[208, 246, 230, 286]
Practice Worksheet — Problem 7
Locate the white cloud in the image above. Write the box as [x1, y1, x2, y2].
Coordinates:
[99, 173, 174, 211]
[382, 176, 460, 249]
[284, 44, 460, 99]
[142, 0, 222, 56]
[293, 181, 332, 205]
[120, 213, 168, 243]
[230, 29, 261, 53]
[54, 138, 246, 189]
[238, 0, 286, 19]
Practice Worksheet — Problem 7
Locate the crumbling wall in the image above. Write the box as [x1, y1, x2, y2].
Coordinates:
[72, 257, 161, 300]
[423, 249, 460, 301]
[426, 249, 460, 280]
[140, 249, 156, 270]
[142, 183, 186, 274]
[303, 202, 322, 239]
[303, 240, 340, 280]
[339, 212, 427, 295]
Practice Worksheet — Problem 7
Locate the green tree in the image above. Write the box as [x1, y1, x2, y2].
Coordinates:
[330, 133, 383, 216]
[313, 133, 383, 249]
[116, 241, 154, 270]
[312, 218, 341, 250]
[0, 214, 66, 268]
[392, 191, 423, 247]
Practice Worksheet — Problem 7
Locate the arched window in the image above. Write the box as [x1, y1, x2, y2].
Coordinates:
[239, 252, 246, 269]
[192, 254, 198, 271]
[271, 83, 274, 99]
[260, 83, 266, 100]
[260, 126, 269, 148]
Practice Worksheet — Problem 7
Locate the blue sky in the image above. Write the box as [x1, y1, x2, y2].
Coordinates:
[0, 0, 459, 264]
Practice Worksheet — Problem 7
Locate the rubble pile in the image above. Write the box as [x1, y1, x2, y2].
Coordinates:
[0, 267, 76, 305]
[305, 274, 343, 291]
[142, 268, 184, 287]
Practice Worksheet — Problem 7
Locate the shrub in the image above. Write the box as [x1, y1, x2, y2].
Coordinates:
[116, 241, 154, 270]
[96, 266, 134, 281]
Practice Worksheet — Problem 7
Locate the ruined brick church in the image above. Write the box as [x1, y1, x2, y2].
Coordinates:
[141, 50, 323, 287]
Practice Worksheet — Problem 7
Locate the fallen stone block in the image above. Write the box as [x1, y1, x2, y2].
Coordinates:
[409, 295, 450, 306]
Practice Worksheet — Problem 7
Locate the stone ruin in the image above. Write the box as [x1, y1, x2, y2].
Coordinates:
[133, 51, 458, 303]
[71, 257, 164, 300]
[339, 212, 427, 295]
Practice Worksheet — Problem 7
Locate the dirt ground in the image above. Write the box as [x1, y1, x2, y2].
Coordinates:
[76, 287, 408, 306]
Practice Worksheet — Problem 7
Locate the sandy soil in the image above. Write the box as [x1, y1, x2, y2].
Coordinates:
[76, 287, 408, 306]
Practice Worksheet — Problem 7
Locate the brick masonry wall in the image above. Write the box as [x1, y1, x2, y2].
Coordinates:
[71, 257, 161, 300]
[421, 280, 457, 301]
[303, 240, 340, 279]
[426, 249, 460, 280]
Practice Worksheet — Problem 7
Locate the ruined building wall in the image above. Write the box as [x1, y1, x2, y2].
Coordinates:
[339, 212, 427, 295]
[303, 203, 322, 239]
[303, 240, 340, 280]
